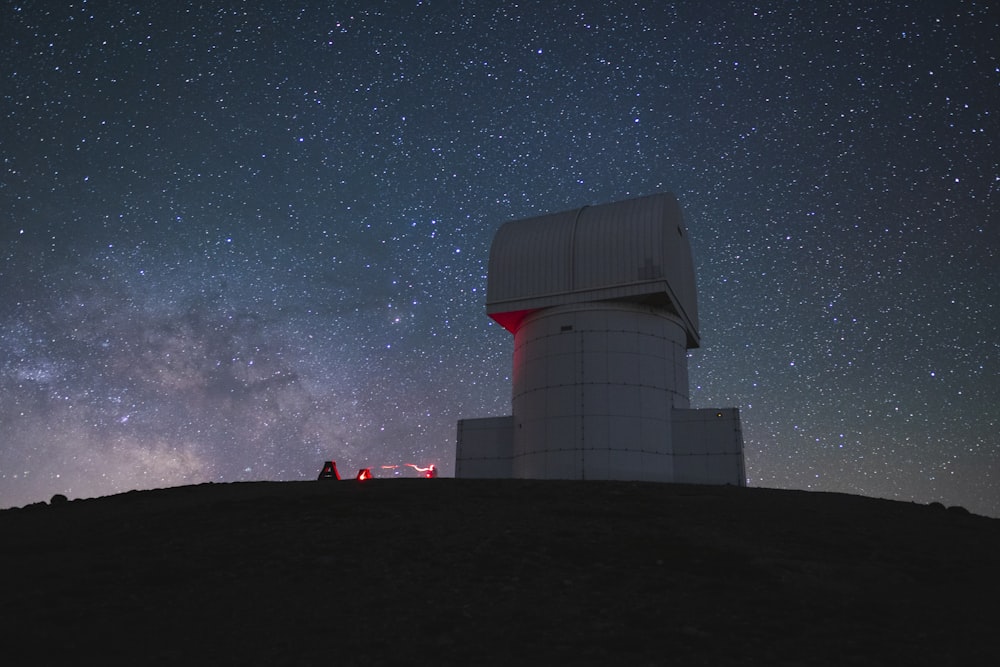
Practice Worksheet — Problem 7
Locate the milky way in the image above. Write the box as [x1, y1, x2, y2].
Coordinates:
[2, 2, 997, 515]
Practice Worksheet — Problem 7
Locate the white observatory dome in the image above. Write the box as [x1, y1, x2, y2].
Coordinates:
[486, 192, 699, 348]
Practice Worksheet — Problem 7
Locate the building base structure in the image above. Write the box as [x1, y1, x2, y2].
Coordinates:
[457, 407, 744, 484]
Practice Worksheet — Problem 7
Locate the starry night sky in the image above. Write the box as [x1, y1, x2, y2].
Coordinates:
[2, 1, 997, 515]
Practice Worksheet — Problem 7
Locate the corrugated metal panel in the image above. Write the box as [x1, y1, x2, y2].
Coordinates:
[573, 194, 669, 291]
[487, 208, 576, 304]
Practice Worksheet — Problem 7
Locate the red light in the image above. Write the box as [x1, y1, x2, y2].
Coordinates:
[405, 463, 437, 478]
[320, 462, 437, 479]
[489, 309, 535, 334]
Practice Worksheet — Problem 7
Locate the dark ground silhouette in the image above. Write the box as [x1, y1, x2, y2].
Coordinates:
[2, 479, 997, 665]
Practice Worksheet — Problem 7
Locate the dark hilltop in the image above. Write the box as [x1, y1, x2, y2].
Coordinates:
[2, 479, 997, 665]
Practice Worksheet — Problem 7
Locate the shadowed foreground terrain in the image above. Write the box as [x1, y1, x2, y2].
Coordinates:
[2, 479, 997, 665]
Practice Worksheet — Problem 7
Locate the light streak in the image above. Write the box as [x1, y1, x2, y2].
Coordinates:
[404, 463, 437, 478]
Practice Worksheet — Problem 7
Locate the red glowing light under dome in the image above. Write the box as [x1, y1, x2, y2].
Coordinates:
[489, 308, 536, 334]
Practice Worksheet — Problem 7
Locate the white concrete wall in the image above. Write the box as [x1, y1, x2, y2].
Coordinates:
[455, 416, 514, 478]
[671, 408, 746, 486]
[510, 302, 689, 481]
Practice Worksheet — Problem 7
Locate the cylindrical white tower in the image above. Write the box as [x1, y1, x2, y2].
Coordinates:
[511, 301, 689, 481]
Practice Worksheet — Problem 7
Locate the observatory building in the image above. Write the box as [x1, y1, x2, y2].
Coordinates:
[455, 192, 745, 485]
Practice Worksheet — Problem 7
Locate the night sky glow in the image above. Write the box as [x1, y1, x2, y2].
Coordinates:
[2, 2, 997, 516]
